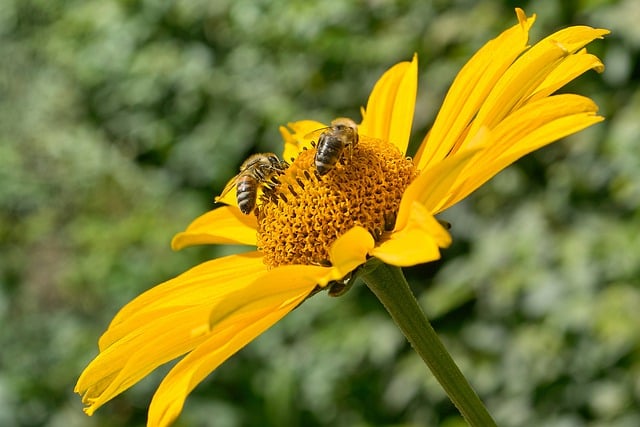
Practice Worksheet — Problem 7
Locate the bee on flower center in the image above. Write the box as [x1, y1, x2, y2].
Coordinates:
[219, 153, 288, 215]
[312, 117, 359, 176]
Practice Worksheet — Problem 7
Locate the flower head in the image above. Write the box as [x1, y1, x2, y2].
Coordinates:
[76, 9, 608, 426]
[258, 134, 419, 267]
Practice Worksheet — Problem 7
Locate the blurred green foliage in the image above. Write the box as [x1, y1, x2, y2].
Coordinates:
[1, 0, 638, 426]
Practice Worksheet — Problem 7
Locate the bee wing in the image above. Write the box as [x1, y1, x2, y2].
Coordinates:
[303, 127, 330, 142]
[215, 175, 239, 206]
[280, 120, 327, 161]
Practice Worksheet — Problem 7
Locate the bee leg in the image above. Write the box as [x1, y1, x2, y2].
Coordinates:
[340, 143, 354, 165]
[346, 143, 353, 161]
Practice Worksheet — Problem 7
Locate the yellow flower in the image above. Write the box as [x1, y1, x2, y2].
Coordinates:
[76, 9, 608, 427]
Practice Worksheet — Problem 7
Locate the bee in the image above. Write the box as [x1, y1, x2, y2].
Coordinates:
[218, 153, 287, 214]
[313, 117, 359, 176]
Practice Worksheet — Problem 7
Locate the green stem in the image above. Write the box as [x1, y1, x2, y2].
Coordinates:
[358, 260, 497, 427]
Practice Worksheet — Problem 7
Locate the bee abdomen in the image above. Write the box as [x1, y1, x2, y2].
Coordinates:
[315, 136, 343, 175]
[315, 159, 334, 176]
[237, 178, 257, 214]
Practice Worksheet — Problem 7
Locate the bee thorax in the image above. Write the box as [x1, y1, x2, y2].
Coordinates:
[312, 117, 358, 176]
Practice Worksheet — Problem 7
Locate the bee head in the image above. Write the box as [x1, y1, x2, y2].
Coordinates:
[330, 117, 359, 144]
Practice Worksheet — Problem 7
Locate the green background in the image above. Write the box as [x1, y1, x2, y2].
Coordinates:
[1, 0, 638, 426]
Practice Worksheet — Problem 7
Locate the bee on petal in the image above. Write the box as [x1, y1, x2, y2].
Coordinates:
[218, 153, 288, 214]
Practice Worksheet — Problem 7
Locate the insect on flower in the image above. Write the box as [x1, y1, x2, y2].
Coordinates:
[217, 152, 288, 215]
[309, 117, 359, 175]
[75, 9, 608, 427]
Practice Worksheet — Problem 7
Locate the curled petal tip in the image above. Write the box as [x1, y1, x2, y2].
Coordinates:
[515, 8, 536, 28]
[593, 59, 605, 74]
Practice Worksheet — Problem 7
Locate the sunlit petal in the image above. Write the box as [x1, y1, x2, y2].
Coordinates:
[439, 95, 602, 212]
[148, 311, 294, 426]
[75, 252, 266, 415]
[398, 148, 481, 225]
[214, 177, 238, 206]
[527, 49, 605, 103]
[539, 25, 610, 53]
[105, 252, 265, 334]
[360, 54, 418, 154]
[171, 206, 258, 250]
[465, 26, 607, 140]
[491, 94, 599, 160]
[279, 120, 327, 161]
[466, 43, 570, 137]
[77, 308, 211, 416]
[371, 202, 450, 267]
[415, 9, 534, 170]
[148, 268, 322, 426]
[326, 226, 375, 283]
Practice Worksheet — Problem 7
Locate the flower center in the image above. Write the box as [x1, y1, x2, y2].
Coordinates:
[256, 136, 418, 268]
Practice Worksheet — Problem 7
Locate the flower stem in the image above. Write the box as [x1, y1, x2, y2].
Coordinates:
[358, 260, 497, 427]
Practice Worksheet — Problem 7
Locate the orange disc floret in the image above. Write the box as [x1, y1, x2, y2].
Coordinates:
[257, 136, 418, 268]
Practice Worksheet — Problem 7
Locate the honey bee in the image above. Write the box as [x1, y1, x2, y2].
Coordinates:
[313, 117, 359, 175]
[218, 153, 287, 214]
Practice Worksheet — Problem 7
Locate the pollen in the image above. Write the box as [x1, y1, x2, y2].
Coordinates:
[256, 136, 418, 268]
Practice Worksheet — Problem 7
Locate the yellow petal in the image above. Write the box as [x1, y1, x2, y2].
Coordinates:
[359, 54, 418, 155]
[527, 49, 605, 103]
[415, 9, 535, 170]
[208, 264, 328, 327]
[214, 176, 238, 206]
[279, 120, 327, 162]
[77, 308, 211, 416]
[494, 94, 600, 159]
[75, 252, 266, 415]
[465, 40, 573, 140]
[105, 252, 265, 333]
[149, 308, 302, 427]
[538, 25, 610, 54]
[148, 267, 321, 426]
[171, 206, 258, 250]
[440, 95, 603, 211]
[453, 24, 609, 158]
[398, 147, 482, 224]
[371, 201, 450, 267]
[416, 11, 608, 175]
[326, 226, 375, 284]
